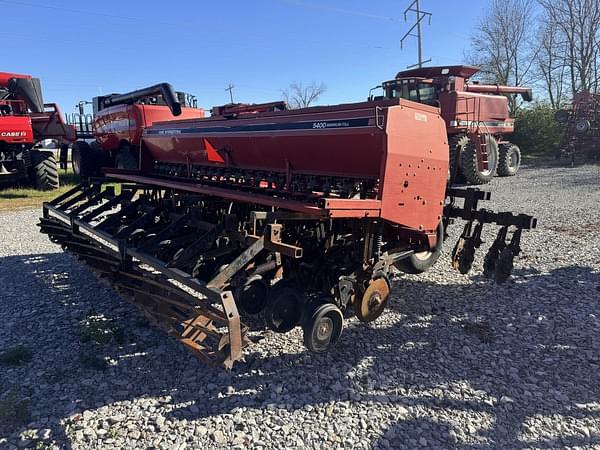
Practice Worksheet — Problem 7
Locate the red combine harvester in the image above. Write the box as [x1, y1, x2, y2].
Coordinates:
[70, 83, 204, 177]
[373, 65, 532, 184]
[40, 93, 536, 368]
[0, 72, 75, 189]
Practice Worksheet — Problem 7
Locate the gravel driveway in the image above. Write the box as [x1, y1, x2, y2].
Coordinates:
[1, 165, 599, 450]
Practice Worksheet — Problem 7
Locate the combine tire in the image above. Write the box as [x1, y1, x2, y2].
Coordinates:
[460, 134, 498, 185]
[30, 150, 59, 190]
[72, 141, 103, 177]
[395, 221, 444, 274]
[497, 143, 521, 177]
[448, 135, 468, 184]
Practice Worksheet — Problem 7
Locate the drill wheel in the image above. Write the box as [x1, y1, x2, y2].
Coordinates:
[302, 303, 344, 353]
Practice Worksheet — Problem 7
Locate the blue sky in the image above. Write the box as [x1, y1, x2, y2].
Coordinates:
[3, 0, 484, 114]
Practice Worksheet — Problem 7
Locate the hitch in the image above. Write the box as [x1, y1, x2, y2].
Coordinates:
[445, 188, 536, 282]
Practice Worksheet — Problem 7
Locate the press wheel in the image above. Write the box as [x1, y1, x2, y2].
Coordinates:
[263, 283, 302, 333]
[302, 303, 343, 353]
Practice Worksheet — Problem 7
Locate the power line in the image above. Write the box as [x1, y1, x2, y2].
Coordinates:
[400, 0, 432, 68]
[225, 84, 235, 103]
[274, 0, 398, 21]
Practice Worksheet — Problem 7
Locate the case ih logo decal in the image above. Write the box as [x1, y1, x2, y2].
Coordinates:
[1, 131, 27, 137]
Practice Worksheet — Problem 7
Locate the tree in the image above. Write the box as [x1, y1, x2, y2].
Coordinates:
[467, 0, 537, 113]
[538, 0, 600, 95]
[511, 102, 563, 155]
[534, 16, 569, 109]
[283, 82, 326, 109]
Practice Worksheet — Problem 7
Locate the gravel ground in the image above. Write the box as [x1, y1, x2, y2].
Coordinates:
[0, 165, 599, 450]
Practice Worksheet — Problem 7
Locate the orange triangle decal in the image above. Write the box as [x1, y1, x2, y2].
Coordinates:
[203, 138, 225, 163]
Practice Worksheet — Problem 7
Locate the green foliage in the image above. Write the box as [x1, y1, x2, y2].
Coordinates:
[0, 388, 30, 428]
[511, 103, 564, 156]
[0, 344, 32, 366]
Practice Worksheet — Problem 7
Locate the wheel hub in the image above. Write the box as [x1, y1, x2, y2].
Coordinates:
[316, 317, 333, 341]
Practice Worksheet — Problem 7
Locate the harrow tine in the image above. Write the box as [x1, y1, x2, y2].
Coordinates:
[39, 187, 253, 369]
[451, 221, 483, 274]
[495, 229, 523, 283]
[483, 226, 508, 278]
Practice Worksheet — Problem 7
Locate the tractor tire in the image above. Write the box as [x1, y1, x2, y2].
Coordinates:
[395, 221, 444, 274]
[460, 134, 498, 185]
[448, 134, 468, 184]
[497, 143, 521, 177]
[30, 150, 59, 191]
[72, 141, 103, 178]
[115, 144, 138, 170]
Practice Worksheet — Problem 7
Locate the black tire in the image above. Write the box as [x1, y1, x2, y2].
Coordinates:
[554, 109, 570, 124]
[448, 134, 468, 184]
[395, 221, 444, 274]
[235, 275, 269, 315]
[263, 282, 303, 333]
[575, 119, 591, 135]
[30, 150, 59, 191]
[72, 141, 103, 177]
[115, 144, 138, 170]
[460, 134, 498, 185]
[302, 303, 343, 353]
[497, 143, 521, 177]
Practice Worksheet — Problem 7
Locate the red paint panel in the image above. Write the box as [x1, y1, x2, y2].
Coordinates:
[0, 115, 33, 144]
[142, 103, 386, 179]
[94, 104, 204, 151]
[380, 104, 448, 233]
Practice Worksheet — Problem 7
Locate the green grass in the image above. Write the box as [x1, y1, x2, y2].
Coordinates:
[0, 168, 80, 210]
[80, 314, 125, 346]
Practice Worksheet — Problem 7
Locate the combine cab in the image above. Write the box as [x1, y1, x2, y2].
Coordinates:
[0, 72, 75, 190]
[40, 93, 536, 369]
[373, 65, 532, 184]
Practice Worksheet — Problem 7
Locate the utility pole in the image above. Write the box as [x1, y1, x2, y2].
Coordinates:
[225, 84, 235, 103]
[400, 0, 432, 69]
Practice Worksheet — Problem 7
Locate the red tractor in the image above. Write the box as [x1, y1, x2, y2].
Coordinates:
[373, 65, 532, 184]
[70, 83, 205, 177]
[0, 72, 76, 190]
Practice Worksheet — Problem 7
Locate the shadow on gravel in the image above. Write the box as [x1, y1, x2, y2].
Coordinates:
[1, 252, 599, 449]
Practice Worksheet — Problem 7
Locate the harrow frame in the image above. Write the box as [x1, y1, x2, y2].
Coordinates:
[40, 179, 536, 369]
